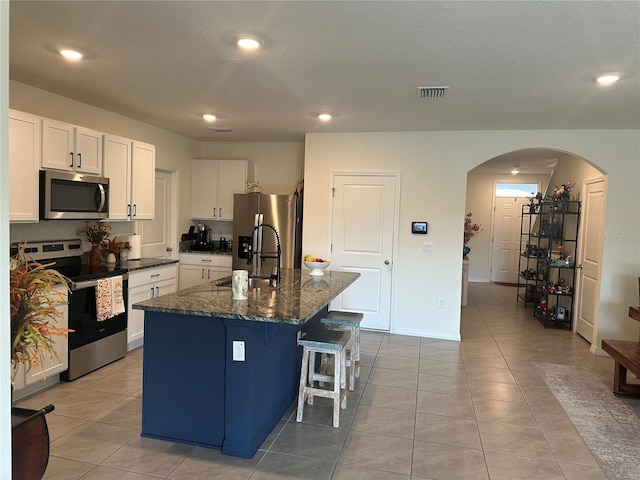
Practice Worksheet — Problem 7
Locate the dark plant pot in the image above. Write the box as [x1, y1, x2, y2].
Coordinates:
[89, 245, 102, 266]
[463, 245, 471, 257]
[12, 404, 54, 480]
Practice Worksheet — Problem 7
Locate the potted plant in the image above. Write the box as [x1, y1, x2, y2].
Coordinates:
[101, 237, 131, 264]
[10, 248, 70, 381]
[463, 212, 483, 257]
[77, 221, 111, 266]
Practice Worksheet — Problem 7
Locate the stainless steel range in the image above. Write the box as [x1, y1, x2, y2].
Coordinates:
[11, 239, 128, 381]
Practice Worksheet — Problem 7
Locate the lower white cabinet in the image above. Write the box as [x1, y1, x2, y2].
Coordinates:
[179, 253, 232, 290]
[127, 264, 177, 350]
[13, 287, 69, 392]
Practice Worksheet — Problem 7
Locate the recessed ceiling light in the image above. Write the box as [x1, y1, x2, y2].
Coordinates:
[595, 73, 621, 85]
[60, 49, 83, 60]
[317, 113, 332, 122]
[236, 35, 262, 50]
[203, 114, 217, 122]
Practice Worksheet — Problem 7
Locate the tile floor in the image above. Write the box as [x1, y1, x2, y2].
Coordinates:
[15, 283, 623, 479]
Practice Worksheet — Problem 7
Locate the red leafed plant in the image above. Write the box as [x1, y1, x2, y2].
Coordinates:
[464, 212, 484, 245]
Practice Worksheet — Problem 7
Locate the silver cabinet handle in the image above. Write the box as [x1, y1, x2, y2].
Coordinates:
[133, 204, 137, 217]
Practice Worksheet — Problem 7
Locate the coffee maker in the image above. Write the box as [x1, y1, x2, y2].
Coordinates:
[197, 224, 210, 246]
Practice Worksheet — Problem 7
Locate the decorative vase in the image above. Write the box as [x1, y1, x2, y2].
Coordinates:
[106, 252, 117, 264]
[463, 245, 471, 257]
[89, 246, 102, 266]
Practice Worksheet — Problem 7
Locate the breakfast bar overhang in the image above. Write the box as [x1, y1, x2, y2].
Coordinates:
[133, 269, 359, 458]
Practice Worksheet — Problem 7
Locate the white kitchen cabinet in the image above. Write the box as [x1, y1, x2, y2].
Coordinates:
[42, 118, 103, 174]
[9, 109, 41, 222]
[190, 160, 247, 221]
[127, 264, 177, 350]
[103, 135, 155, 221]
[179, 253, 232, 290]
[13, 287, 69, 390]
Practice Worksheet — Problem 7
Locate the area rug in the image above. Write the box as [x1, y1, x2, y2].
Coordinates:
[534, 362, 640, 480]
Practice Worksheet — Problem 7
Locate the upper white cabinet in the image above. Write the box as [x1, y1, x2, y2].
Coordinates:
[42, 118, 103, 175]
[103, 135, 155, 221]
[190, 160, 247, 221]
[9, 109, 41, 222]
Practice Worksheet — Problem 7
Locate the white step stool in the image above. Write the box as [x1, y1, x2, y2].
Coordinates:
[296, 327, 351, 428]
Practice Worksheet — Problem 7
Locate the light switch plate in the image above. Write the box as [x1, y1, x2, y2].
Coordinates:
[422, 242, 434, 253]
[232, 341, 245, 361]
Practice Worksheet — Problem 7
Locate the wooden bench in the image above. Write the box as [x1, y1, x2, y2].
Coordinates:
[601, 339, 640, 397]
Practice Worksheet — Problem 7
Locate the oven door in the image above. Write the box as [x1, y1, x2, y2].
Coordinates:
[68, 278, 128, 350]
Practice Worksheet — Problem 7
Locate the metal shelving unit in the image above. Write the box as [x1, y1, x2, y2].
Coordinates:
[517, 200, 581, 329]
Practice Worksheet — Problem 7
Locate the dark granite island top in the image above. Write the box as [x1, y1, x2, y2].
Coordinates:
[132, 268, 359, 458]
[133, 269, 359, 323]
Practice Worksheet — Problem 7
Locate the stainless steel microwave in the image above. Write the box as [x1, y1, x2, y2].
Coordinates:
[40, 170, 109, 220]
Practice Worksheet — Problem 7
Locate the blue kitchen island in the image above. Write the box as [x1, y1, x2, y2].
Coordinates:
[133, 268, 359, 458]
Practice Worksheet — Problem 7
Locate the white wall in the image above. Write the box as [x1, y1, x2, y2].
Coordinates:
[466, 172, 550, 282]
[1, 2, 12, 474]
[198, 141, 304, 195]
[303, 130, 640, 343]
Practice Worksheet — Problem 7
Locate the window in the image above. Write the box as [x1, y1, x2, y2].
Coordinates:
[495, 183, 538, 198]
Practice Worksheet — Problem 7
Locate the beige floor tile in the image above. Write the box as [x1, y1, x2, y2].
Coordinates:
[416, 390, 475, 419]
[414, 412, 481, 449]
[467, 379, 527, 404]
[83, 371, 142, 396]
[350, 404, 415, 439]
[478, 422, 554, 459]
[46, 389, 128, 420]
[168, 446, 263, 480]
[418, 358, 466, 378]
[92, 396, 142, 429]
[44, 413, 86, 442]
[472, 397, 538, 428]
[372, 353, 419, 372]
[359, 384, 418, 411]
[338, 431, 413, 475]
[484, 451, 566, 480]
[465, 365, 517, 384]
[367, 367, 418, 390]
[100, 435, 195, 477]
[558, 461, 609, 480]
[542, 429, 600, 466]
[43, 456, 94, 480]
[418, 372, 471, 396]
[70, 465, 159, 479]
[419, 346, 463, 363]
[331, 464, 410, 480]
[376, 342, 420, 358]
[411, 440, 488, 479]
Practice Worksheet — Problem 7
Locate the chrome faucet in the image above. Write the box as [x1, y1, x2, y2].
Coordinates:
[247, 223, 281, 285]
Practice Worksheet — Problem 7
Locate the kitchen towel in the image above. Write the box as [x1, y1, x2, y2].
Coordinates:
[127, 234, 141, 260]
[96, 275, 125, 321]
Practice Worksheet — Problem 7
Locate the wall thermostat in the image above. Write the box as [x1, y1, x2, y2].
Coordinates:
[412, 222, 428, 234]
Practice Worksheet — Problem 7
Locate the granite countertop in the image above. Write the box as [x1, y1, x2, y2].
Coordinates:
[133, 268, 360, 325]
[120, 258, 179, 272]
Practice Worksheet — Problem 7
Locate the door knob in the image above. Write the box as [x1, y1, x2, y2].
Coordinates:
[384, 260, 390, 265]
[166, 247, 173, 252]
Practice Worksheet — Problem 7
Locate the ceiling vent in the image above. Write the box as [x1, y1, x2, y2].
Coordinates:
[417, 86, 449, 99]
[208, 127, 232, 133]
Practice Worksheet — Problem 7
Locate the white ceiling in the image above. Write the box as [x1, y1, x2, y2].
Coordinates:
[9, 0, 640, 149]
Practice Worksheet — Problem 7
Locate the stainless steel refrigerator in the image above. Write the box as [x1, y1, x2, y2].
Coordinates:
[232, 194, 303, 275]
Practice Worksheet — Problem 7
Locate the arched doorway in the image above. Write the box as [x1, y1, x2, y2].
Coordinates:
[466, 148, 607, 345]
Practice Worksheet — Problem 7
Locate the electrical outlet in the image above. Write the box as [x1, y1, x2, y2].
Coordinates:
[232, 341, 245, 361]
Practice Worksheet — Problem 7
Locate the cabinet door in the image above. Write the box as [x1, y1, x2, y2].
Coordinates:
[190, 160, 219, 219]
[154, 278, 177, 298]
[128, 283, 152, 350]
[25, 289, 69, 385]
[9, 110, 41, 222]
[42, 118, 74, 171]
[103, 134, 132, 220]
[179, 264, 207, 290]
[207, 267, 231, 282]
[131, 141, 156, 220]
[74, 126, 103, 174]
[217, 161, 247, 220]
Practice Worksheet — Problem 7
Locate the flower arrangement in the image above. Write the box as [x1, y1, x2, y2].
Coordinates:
[78, 221, 111, 247]
[102, 237, 131, 254]
[464, 212, 483, 245]
[551, 182, 573, 202]
[10, 248, 71, 379]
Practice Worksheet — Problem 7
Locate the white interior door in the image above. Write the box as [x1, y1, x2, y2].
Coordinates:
[575, 177, 606, 344]
[329, 173, 398, 331]
[491, 197, 530, 284]
[140, 170, 175, 259]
